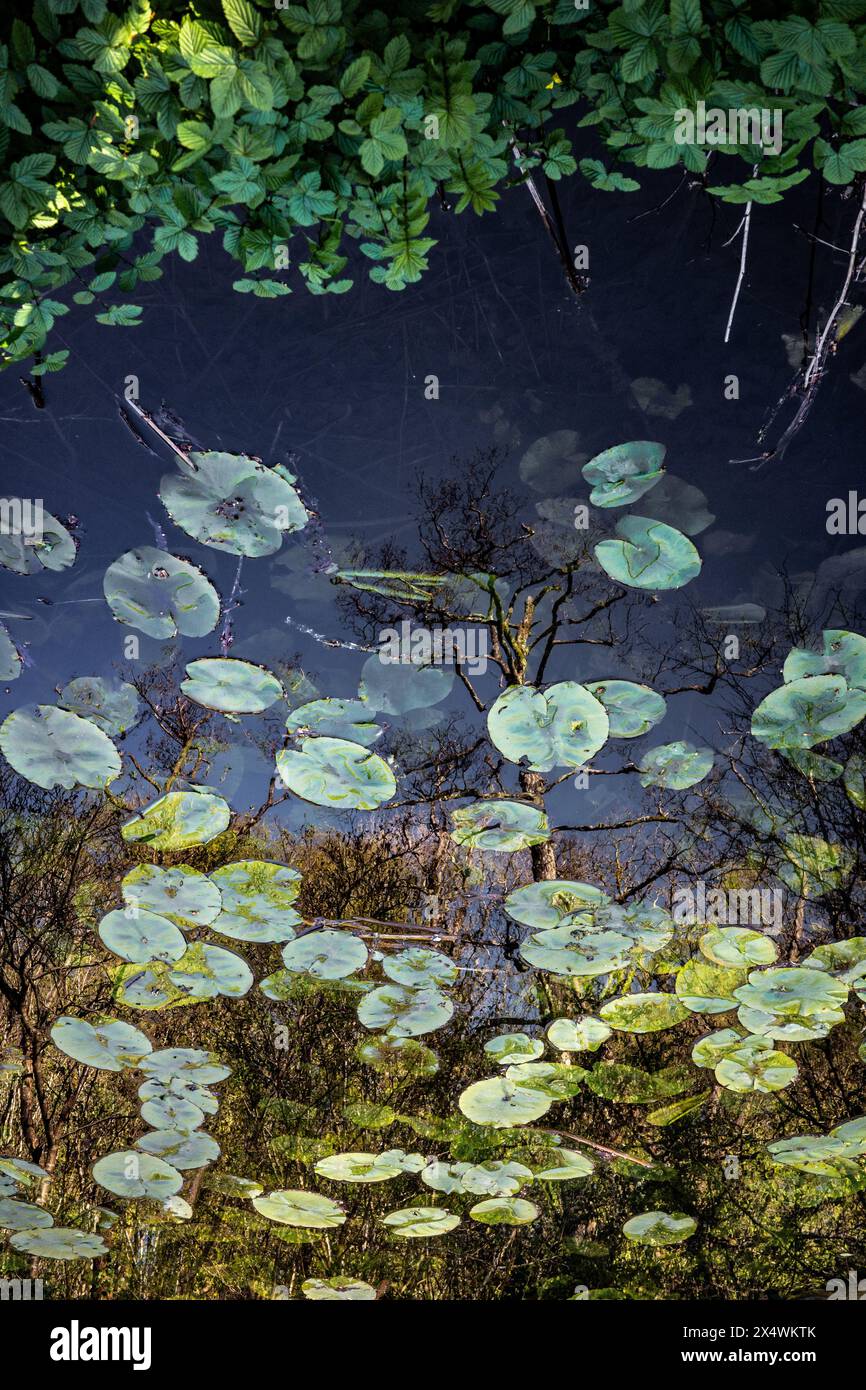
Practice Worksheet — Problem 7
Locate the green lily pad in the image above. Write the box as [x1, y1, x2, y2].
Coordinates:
[356, 983, 453, 1037]
[0, 503, 75, 574]
[98, 908, 187, 964]
[136, 1129, 220, 1169]
[168, 941, 253, 999]
[595, 516, 700, 591]
[547, 1016, 612, 1052]
[103, 547, 220, 637]
[356, 1036, 439, 1078]
[0, 1198, 54, 1230]
[503, 880, 609, 930]
[462, 1161, 534, 1196]
[521, 926, 634, 977]
[584, 680, 667, 738]
[286, 698, 381, 747]
[699, 927, 778, 968]
[638, 741, 713, 790]
[505, 1061, 585, 1098]
[622, 1211, 697, 1246]
[121, 789, 231, 850]
[1, 705, 120, 790]
[139, 1078, 219, 1114]
[139, 1048, 231, 1085]
[208, 859, 302, 943]
[92, 1150, 183, 1199]
[50, 1015, 152, 1071]
[358, 653, 453, 714]
[733, 966, 849, 1018]
[767, 1135, 863, 1177]
[314, 1152, 412, 1183]
[752, 675, 866, 750]
[484, 1033, 545, 1065]
[599, 992, 690, 1033]
[533, 1147, 595, 1181]
[280, 929, 368, 979]
[181, 657, 283, 713]
[675, 958, 746, 1013]
[121, 864, 222, 929]
[737, 1005, 840, 1043]
[160, 451, 308, 556]
[277, 736, 396, 810]
[783, 629, 866, 688]
[10, 1227, 107, 1260]
[57, 677, 142, 737]
[803, 938, 866, 984]
[779, 834, 854, 898]
[382, 947, 458, 989]
[450, 800, 549, 852]
[140, 1095, 205, 1133]
[691, 1029, 749, 1069]
[252, 1189, 346, 1228]
[843, 753, 866, 808]
[487, 682, 609, 771]
[715, 1048, 797, 1093]
[469, 1197, 539, 1225]
[458, 1076, 553, 1128]
[302, 1277, 377, 1300]
[381, 1206, 459, 1237]
[582, 440, 665, 508]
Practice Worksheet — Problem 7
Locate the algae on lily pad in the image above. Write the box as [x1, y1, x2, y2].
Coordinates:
[121, 789, 231, 851]
[122, 864, 222, 929]
[599, 992, 689, 1034]
[208, 859, 301, 943]
[484, 1033, 545, 1065]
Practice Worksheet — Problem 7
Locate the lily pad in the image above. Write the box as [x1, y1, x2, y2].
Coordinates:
[121, 789, 230, 851]
[487, 682, 608, 771]
[136, 1129, 220, 1169]
[534, 1148, 595, 1181]
[675, 958, 746, 1014]
[0, 623, 22, 681]
[458, 1076, 553, 1128]
[139, 1048, 231, 1085]
[584, 680, 666, 738]
[168, 942, 253, 999]
[302, 1277, 377, 1300]
[622, 1211, 697, 1246]
[0, 503, 76, 574]
[503, 880, 609, 930]
[181, 657, 283, 713]
[599, 993, 690, 1034]
[783, 629, 866, 688]
[469, 1197, 539, 1225]
[484, 1033, 545, 1065]
[50, 1015, 152, 1071]
[92, 1150, 183, 1199]
[381, 1206, 459, 1237]
[160, 451, 308, 556]
[752, 675, 866, 750]
[140, 1095, 205, 1133]
[286, 698, 381, 747]
[358, 653, 453, 714]
[208, 860, 302, 943]
[10, 1227, 107, 1260]
[638, 741, 713, 790]
[0, 1198, 54, 1229]
[280, 929, 368, 979]
[1, 705, 120, 791]
[715, 1048, 797, 1093]
[547, 1016, 612, 1052]
[58, 677, 142, 737]
[277, 736, 396, 810]
[450, 800, 549, 853]
[121, 864, 222, 929]
[382, 947, 458, 989]
[98, 908, 187, 965]
[357, 983, 453, 1037]
[252, 1189, 346, 1228]
[582, 440, 665, 508]
[699, 927, 778, 968]
[594, 516, 701, 591]
[103, 547, 220, 637]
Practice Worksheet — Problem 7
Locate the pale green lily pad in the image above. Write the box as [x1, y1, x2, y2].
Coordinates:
[160, 451, 308, 556]
[0, 503, 75, 574]
[470, 1197, 539, 1225]
[737, 1005, 839, 1043]
[699, 927, 778, 968]
[830, 1116, 866, 1151]
[803, 938, 866, 984]
[121, 864, 222, 929]
[767, 1135, 863, 1177]
[121, 789, 231, 850]
[521, 926, 634, 977]
[0, 1198, 54, 1229]
[733, 966, 849, 1018]
[113, 964, 178, 1010]
[58, 677, 142, 737]
[638, 741, 713, 790]
[277, 736, 396, 810]
[169, 941, 253, 999]
[547, 1016, 612, 1052]
[534, 1148, 595, 1181]
[358, 653, 453, 714]
[136, 1129, 220, 1169]
[103, 547, 220, 637]
[752, 675, 866, 750]
[599, 992, 689, 1033]
[675, 958, 746, 1013]
[98, 908, 187, 964]
[691, 1029, 749, 1069]
[450, 800, 549, 852]
[1, 705, 120, 790]
[280, 929, 368, 979]
[51, 1015, 152, 1071]
[314, 1152, 412, 1183]
[715, 1049, 797, 1093]
[252, 1189, 346, 1228]
[140, 1095, 205, 1133]
[383, 947, 458, 988]
[487, 682, 608, 771]
[582, 440, 665, 507]
[302, 1277, 377, 1300]
[595, 516, 700, 591]
[208, 859, 301, 943]
[181, 657, 283, 713]
[484, 1033, 544, 1065]
[139, 1078, 219, 1114]
[458, 1076, 553, 1128]
[140, 1048, 231, 1085]
[10, 1227, 107, 1260]
[503, 879, 609, 929]
[0, 1156, 49, 1185]
[420, 1161, 472, 1194]
[462, 1161, 534, 1196]
[0, 622, 22, 681]
[584, 680, 666, 737]
[92, 1150, 183, 1199]
[505, 1061, 585, 1098]
[286, 698, 381, 747]
[356, 983, 453, 1037]
[381, 1206, 459, 1237]
[622, 1211, 697, 1246]
[783, 629, 866, 688]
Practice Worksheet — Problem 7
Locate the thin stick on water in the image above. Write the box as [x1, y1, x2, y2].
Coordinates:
[724, 199, 753, 344]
